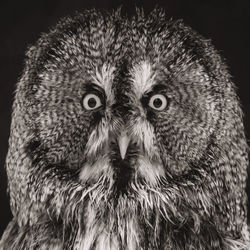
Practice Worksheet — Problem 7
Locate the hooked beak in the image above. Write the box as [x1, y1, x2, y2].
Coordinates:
[118, 131, 130, 160]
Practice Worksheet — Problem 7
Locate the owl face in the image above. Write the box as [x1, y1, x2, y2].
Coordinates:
[29, 11, 221, 191]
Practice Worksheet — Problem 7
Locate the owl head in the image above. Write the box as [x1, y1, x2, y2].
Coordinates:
[6, 8, 249, 249]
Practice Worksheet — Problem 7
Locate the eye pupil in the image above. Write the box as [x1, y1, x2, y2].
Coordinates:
[153, 98, 163, 108]
[82, 93, 102, 110]
[148, 94, 168, 111]
[88, 97, 97, 108]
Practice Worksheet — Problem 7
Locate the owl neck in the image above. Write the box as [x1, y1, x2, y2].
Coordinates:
[70, 177, 235, 250]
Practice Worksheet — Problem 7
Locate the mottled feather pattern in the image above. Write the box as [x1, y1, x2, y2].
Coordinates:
[0, 8, 249, 250]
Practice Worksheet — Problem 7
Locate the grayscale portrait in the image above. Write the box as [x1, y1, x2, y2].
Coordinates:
[0, 1, 249, 249]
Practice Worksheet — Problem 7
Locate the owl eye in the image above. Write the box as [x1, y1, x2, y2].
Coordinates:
[82, 93, 102, 110]
[148, 94, 168, 111]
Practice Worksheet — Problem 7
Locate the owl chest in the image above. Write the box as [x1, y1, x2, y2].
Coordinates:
[76, 203, 141, 250]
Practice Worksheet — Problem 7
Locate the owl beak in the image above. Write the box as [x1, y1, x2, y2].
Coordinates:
[118, 132, 130, 160]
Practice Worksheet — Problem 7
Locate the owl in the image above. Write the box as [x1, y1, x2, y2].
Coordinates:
[0, 8, 249, 250]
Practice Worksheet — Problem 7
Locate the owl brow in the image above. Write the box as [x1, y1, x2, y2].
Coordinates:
[143, 83, 168, 96]
[91, 64, 116, 98]
[82, 82, 106, 102]
[83, 82, 105, 93]
[130, 61, 156, 97]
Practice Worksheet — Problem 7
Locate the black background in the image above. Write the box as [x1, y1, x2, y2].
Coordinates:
[0, 0, 250, 236]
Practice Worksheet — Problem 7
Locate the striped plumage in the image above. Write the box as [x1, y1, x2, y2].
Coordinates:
[0, 8, 249, 250]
